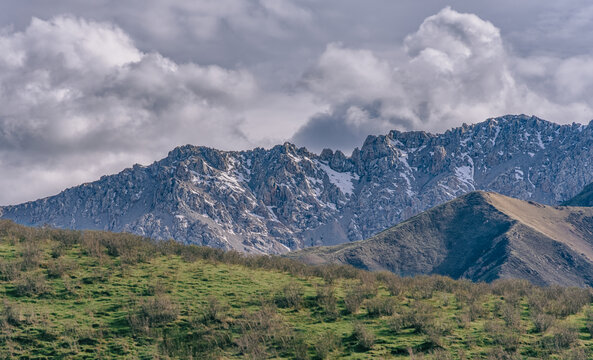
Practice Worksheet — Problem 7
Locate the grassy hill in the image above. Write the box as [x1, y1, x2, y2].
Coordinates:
[2, 220, 593, 359]
[290, 191, 593, 287]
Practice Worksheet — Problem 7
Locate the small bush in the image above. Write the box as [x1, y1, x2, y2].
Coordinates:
[277, 281, 304, 309]
[143, 279, 171, 296]
[63, 276, 80, 297]
[142, 296, 179, 325]
[407, 302, 435, 334]
[424, 318, 453, 348]
[1, 300, 23, 326]
[484, 320, 521, 352]
[81, 235, 105, 258]
[128, 295, 179, 333]
[0, 260, 21, 281]
[532, 313, 555, 333]
[236, 305, 291, 359]
[464, 302, 485, 322]
[365, 296, 395, 317]
[344, 282, 375, 314]
[431, 349, 453, 360]
[21, 241, 42, 270]
[46, 257, 77, 278]
[352, 322, 375, 351]
[558, 347, 591, 360]
[486, 347, 522, 360]
[203, 296, 229, 323]
[540, 324, 579, 351]
[13, 272, 50, 297]
[501, 303, 521, 330]
[288, 333, 309, 360]
[388, 313, 405, 333]
[538, 286, 593, 318]
[316, 284, 339, 319]
[314, 330, 340, 359]
[376, 271, 404, 296]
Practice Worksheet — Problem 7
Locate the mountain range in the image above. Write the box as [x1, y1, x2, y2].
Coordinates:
[2, 114, 593, 254]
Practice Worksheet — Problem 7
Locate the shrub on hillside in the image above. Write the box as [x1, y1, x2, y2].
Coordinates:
[407, 302, 436, 334]
[203, 296, 229, 324]
[530, 286, 592, 318]
[128, 295, 179, 333]
[557, 347, 592, 360]
[365, 296, 395, 317]
[501, 302, 521, 330]
[141, 296, 179, 325]
[13, 272, 50, 297]
[352, 322, 375, 351]
[0, 260, 21, 281]
[532, 313, 555, 333]
[376, 271, 404, 296]
[539, 323, 579, 351]
[1, 300, 23, 326]
[46, 257, 77, 278]
[388, 313, 405, 333]
[484, 320, 521, 352]
[316, 284, 339, 319]
[344, 282, 376, 314]
[20, 241, 42, 270]
[431, 349, 453, 360]
[236, 305, 291, 358]
[288, 332, 309, 360]
[486, 347, 522, 360]
[424, 317, 453, 348]
[313, 330, 340, 359]
[276, 281, 304, 309]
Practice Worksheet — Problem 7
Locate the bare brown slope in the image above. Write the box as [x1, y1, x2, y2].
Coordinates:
[289, 191, 593, 286]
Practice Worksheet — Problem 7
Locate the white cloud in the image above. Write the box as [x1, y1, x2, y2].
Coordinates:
[3, 5, 593, 204]
[0, 15, 300, 205]
[293, 7, 593, 151]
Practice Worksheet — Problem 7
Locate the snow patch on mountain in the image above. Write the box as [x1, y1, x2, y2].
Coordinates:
[317, 162, 358, 196]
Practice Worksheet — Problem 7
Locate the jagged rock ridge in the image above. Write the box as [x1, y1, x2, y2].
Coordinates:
[2, 114, 593, 253]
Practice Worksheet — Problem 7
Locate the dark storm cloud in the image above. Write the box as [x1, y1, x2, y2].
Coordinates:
[1, 1, 593, 204]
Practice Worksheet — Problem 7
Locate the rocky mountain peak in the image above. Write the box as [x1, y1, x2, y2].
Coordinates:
[3, 115, 593, 254]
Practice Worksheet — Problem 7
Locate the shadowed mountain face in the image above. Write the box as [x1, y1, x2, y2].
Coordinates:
[2, 115, 593, 254]
[289, 191, 593, 287]
[563, 182, 593, 207]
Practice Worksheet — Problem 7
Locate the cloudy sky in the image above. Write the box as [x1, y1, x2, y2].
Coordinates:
[2, 1, 593, 205]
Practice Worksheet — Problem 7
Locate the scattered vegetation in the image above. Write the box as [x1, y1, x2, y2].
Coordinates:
[1, 219, 593, 358]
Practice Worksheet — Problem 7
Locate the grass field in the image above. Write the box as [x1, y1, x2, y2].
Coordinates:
[1, 220, 593, 359]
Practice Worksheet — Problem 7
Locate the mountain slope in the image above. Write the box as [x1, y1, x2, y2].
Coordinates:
[3, 114, 593, 254]
[290, 192, 593, 287]
[563, 182, 593, 206]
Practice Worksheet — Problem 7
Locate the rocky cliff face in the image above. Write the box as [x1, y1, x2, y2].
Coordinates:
[2, 114, 593, 253]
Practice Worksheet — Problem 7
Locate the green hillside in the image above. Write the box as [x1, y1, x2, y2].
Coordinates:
[1, 220, 593, 359]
